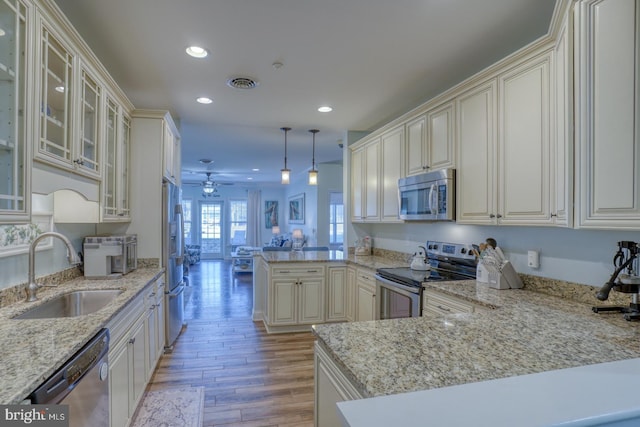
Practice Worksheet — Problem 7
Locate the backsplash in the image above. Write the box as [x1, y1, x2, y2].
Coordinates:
[0, 258, 160, 308]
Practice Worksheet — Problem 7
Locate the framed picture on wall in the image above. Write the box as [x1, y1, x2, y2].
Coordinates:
[288, 193, 305, 224]
[265, 200, 279, 228]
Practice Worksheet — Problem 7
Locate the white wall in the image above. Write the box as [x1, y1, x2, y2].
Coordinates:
[316, 163, 344, 248]
[352, 221, 640, 287]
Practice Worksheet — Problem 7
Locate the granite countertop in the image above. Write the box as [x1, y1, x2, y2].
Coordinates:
[258, 250, 404, 271]
[0, 268, 163, 404]
[313, 280, 640, 398]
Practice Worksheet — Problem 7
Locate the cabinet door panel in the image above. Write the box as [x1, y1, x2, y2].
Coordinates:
[327, 268, 347, 321]
[428, 101, 455, 170]
[299, 278, 324, 324]
[456, 81, 497, 224]
[272, 279, 296, 325]
[109, 343, 130, 427]
[381, 128, 403, 222]
[405, 115, 426, 176]
[351, 148, 363, 221]
[499, 54, 551, 223]
[364, 142, 380, 220]
[576, 0, 640, 228]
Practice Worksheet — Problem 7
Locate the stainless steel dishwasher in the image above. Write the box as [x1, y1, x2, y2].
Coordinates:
[27, 328, 110, 427]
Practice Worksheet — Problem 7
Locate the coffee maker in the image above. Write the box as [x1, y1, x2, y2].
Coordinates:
[593, 241, 640, 321]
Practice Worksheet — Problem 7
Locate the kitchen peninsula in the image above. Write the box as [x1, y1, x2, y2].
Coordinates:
[313, 279, 640, 426]
[253, 250, 403, 333]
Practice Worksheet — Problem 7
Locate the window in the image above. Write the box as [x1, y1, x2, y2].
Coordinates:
[229, 199, 247, 246]
[182, 199, 192, 245]
[329, 192, 344, 245]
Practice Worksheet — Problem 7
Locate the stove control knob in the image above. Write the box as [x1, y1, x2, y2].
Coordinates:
[433, 244, 438, 250]
[460, 248, 466, 254]
[428, 244, 433, 250]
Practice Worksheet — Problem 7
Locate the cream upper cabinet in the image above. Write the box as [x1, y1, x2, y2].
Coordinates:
[76, 63, 101, 178]
[405, 101, 455, 177]
[575, 0, 640, 229]
[350, 138, 380, 222]
[101, 95, 130, 222]
[35, 20, 76, 173]
[380, 126, 403, 222]
[552, 9, 574, 227]
[457, 51, 553, 225]
[456, 80, 498, 224]
[497, 51, 552, 225]
[163, 119, 181, 185]
[351, 127, 402, 223]
[0, 0, 31, 223]
[405, 114, 427, 176]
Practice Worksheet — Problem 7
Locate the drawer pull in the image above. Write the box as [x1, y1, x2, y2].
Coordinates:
[436, 305, 451, 312]
[128, 338, 136, 345]
[306, 270, 318, 273]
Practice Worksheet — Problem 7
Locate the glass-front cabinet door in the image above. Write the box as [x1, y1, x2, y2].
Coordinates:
[37, 23, 73, 169]
[103, 96, 118, 218]
[119, 114, 131, 219]
[0, 0, 30, 222]
[77, 64, 101, 177]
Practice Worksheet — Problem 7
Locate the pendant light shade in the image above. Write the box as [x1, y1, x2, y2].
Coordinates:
[308, 129, 319, 185]
[280, 127, 291, 184]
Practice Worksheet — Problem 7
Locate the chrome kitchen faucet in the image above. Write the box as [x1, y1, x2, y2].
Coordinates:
[26, 232, 81, 302]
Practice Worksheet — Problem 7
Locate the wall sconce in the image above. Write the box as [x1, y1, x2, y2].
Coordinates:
[308, 129, 319, 185]
[280, 127, 291, 184]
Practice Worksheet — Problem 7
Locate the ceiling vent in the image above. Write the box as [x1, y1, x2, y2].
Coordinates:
[226, 76, 259, 90]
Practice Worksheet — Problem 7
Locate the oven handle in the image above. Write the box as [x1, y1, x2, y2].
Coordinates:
[375, 274, 422, 295]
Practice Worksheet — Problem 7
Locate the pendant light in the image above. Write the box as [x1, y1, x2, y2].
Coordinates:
[308, 129, 319, 185]
[280, 127, 291, 184]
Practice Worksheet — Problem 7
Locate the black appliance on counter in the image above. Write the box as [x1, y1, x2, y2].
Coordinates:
[375, 241, 477, 319]
[593, 241, 640, 321]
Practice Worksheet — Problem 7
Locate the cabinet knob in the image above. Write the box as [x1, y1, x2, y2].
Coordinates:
[489, 214, 496, 218]
[128, 338, 135, 345]
[496, 214, 502, 219]
[551, 213, 557, 217]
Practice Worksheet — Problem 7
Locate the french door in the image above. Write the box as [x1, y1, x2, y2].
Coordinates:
[200, 201, 224, 259]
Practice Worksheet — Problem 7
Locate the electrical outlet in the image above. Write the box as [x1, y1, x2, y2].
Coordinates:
[527, 250, 540, 269]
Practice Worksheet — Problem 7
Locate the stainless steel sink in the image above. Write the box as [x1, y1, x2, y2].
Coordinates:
[13, 289, 123, 319]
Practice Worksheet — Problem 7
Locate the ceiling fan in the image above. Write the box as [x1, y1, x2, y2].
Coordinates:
[185, 171, 233, 197]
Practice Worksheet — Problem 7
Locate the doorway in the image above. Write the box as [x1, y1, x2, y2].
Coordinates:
[200, 201, 224, 259]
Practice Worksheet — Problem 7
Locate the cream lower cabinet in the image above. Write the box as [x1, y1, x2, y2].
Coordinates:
[355, 268, 376, 322]
[422, 289, 478, 316]
[267, 265, 325, 332]
[314, 342, 364, 427]
[146, 277, 165, 379]
[345, 266, 356, 322]
[108, 295, 147, 427]
[326, 266, 348, 322]
[575, 0, 640, 229]
[108, 278, 162, 427]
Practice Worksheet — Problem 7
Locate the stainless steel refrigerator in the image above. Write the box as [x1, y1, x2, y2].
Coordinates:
[162, 181, 185, 351]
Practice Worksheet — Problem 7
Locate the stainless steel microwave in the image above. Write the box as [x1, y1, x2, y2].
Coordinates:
[398, 168, 455, 221]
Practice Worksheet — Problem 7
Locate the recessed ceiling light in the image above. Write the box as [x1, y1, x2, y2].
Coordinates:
[247, 177, 253, 180]
[252, 168, 260, 172]
[186, 46, 208, 58]
[318, 106, 333, 113]
[196, 97, 213, 104]
[55, 86, 65, 93]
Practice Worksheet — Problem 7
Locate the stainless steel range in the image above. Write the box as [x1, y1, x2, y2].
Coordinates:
[375, 241, 477, 319]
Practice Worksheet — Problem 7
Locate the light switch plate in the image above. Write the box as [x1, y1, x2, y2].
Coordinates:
[528, 250, 540, 268]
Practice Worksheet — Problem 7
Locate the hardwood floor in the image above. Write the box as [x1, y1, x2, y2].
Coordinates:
[147, 260, 316, 427]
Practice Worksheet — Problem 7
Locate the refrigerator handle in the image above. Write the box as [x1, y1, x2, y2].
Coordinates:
[175, 204, 184, 265]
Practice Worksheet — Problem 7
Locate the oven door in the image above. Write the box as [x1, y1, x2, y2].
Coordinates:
[375, 275, 421, 319]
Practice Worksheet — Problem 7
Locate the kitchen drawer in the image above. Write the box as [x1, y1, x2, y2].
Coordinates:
[423, 289, 475, 315]
[106, 291, 145, 345]
[271, 265, 325, 277]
